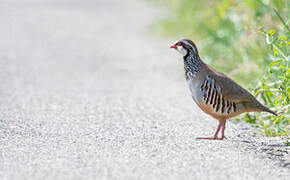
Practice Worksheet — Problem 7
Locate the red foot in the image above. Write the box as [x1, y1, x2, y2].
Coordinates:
[196, 137, 224, 140]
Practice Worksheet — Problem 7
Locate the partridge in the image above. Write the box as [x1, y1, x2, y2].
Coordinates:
[170, 38, 277, 140]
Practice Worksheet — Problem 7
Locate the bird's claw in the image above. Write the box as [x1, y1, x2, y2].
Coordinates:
[196, 136, 225, 140]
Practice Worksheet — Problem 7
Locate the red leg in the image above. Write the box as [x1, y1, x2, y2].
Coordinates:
[220, 122, 226, 139]
[196, 122, 223, 140]
[213, 123, 222, 138]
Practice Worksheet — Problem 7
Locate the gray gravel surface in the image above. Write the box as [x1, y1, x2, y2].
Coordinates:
[0, 0, 289, 179]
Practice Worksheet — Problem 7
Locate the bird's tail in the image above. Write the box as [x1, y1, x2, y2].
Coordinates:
[261, 106, 278, 116]
[243, 101, 278, 116]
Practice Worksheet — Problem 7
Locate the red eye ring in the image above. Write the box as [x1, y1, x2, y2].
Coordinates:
[177, 42, 182, 46]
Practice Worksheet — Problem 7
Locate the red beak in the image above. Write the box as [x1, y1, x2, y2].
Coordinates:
[170, 43, 177, 49]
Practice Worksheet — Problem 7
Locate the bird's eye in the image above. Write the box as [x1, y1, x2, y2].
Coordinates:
[177, 42, 182, 46]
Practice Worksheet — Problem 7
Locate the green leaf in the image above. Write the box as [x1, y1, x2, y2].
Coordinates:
[287, 87, 290, 96]
[269, 60, 282, 70]
[273, 47, 278, 56]
[268, 29, 276, 36]
[279, 64, 285, 69]
[278, 35, 287, 41]
[274, 95, 281, 105]
[274, 116, 284, 124]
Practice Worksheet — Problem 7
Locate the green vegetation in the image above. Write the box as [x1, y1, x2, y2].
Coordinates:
[244, 28, 289, 136]
[154, 0, 289, 136]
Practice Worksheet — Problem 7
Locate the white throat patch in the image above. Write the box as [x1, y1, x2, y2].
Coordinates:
[176, 45, 187, 56]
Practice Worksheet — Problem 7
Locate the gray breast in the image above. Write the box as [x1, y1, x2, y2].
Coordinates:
[187, 78, 202, 103]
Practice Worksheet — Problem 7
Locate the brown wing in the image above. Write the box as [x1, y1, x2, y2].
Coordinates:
[199, 65, 276, 116]
[205, 65, 254, 103]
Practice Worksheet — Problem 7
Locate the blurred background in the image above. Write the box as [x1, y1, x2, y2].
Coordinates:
[0, 0, 289, 179]
[153, 0, 289, 136]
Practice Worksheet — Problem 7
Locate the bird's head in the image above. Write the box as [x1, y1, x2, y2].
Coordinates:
[170, 38, 199, 57]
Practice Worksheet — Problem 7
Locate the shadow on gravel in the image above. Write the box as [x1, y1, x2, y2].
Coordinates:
[236, 139, 290, 169]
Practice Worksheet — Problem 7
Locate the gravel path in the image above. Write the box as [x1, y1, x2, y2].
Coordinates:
[0, 0, 289, 179]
